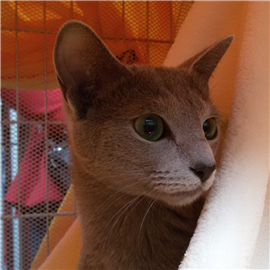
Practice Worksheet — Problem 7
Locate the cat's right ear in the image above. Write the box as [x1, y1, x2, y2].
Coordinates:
[180, 35, 234, 85]
[54, 21, 129, 119]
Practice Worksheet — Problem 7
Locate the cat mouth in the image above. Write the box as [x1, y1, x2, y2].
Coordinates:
[152, 179, 202, 194]
[151, 170, 216, 195]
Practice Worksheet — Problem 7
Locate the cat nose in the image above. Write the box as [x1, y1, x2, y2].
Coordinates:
[190, 163, 216, 183]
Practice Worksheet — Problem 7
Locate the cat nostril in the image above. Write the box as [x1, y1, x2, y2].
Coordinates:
[190, 168, 204, 181]
[190, 163, 216, 183]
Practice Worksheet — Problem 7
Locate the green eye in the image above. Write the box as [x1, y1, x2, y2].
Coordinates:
[134, 114, 164, 141]
[203, 118, 217, 140]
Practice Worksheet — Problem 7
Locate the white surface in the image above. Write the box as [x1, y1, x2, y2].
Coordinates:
[164, 2, 269, 269]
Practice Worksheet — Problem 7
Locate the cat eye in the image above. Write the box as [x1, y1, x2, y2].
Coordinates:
[134, 114, 164, 141]
[203, 118, 217, 140]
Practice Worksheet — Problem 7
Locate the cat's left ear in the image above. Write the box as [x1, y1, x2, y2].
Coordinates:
[54, 21, 130, 120]
[181, 36, 234, 84]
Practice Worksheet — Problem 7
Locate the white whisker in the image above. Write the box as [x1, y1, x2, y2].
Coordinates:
[102, 195, 141, 252]
[102, 188, 154, 252]
[137, 191, 162, 254]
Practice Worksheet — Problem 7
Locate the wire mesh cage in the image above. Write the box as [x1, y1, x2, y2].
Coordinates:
[1, 1, 193, 269]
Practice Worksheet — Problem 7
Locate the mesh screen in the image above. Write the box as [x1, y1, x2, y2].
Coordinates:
[1, 1, 193, 269]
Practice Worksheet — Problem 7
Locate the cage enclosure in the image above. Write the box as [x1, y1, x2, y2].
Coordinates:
[1, 1, 193, 269]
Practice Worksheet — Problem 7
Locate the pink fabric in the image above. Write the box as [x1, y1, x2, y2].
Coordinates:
[1, 88, 65, 206]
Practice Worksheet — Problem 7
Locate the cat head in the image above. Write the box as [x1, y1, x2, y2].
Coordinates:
[54, 21, 233, 206]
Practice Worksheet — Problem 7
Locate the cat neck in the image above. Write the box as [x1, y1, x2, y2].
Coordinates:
[73, 168, 203, 270]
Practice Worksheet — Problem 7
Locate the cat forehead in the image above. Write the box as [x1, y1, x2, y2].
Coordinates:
[127, 65, 209, 101]
[89, 65, 214, 120]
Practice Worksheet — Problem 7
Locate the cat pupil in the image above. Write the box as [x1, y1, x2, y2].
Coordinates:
[143, 119, 156, 135]
[203, 121, 210, 132]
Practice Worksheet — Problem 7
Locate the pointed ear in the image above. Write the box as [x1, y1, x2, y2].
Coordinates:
[181, 36, 234, 84]
[54, 20, 129, 119]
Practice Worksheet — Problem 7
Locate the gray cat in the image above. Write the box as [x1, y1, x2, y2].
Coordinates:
[54, 21, 233, 270]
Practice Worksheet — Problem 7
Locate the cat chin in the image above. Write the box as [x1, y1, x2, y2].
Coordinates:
[152, 188, 203, 207]
[161, 194, 202, 207]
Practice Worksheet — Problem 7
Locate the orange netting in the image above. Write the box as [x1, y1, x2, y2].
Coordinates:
[1, 1, 193, 91]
